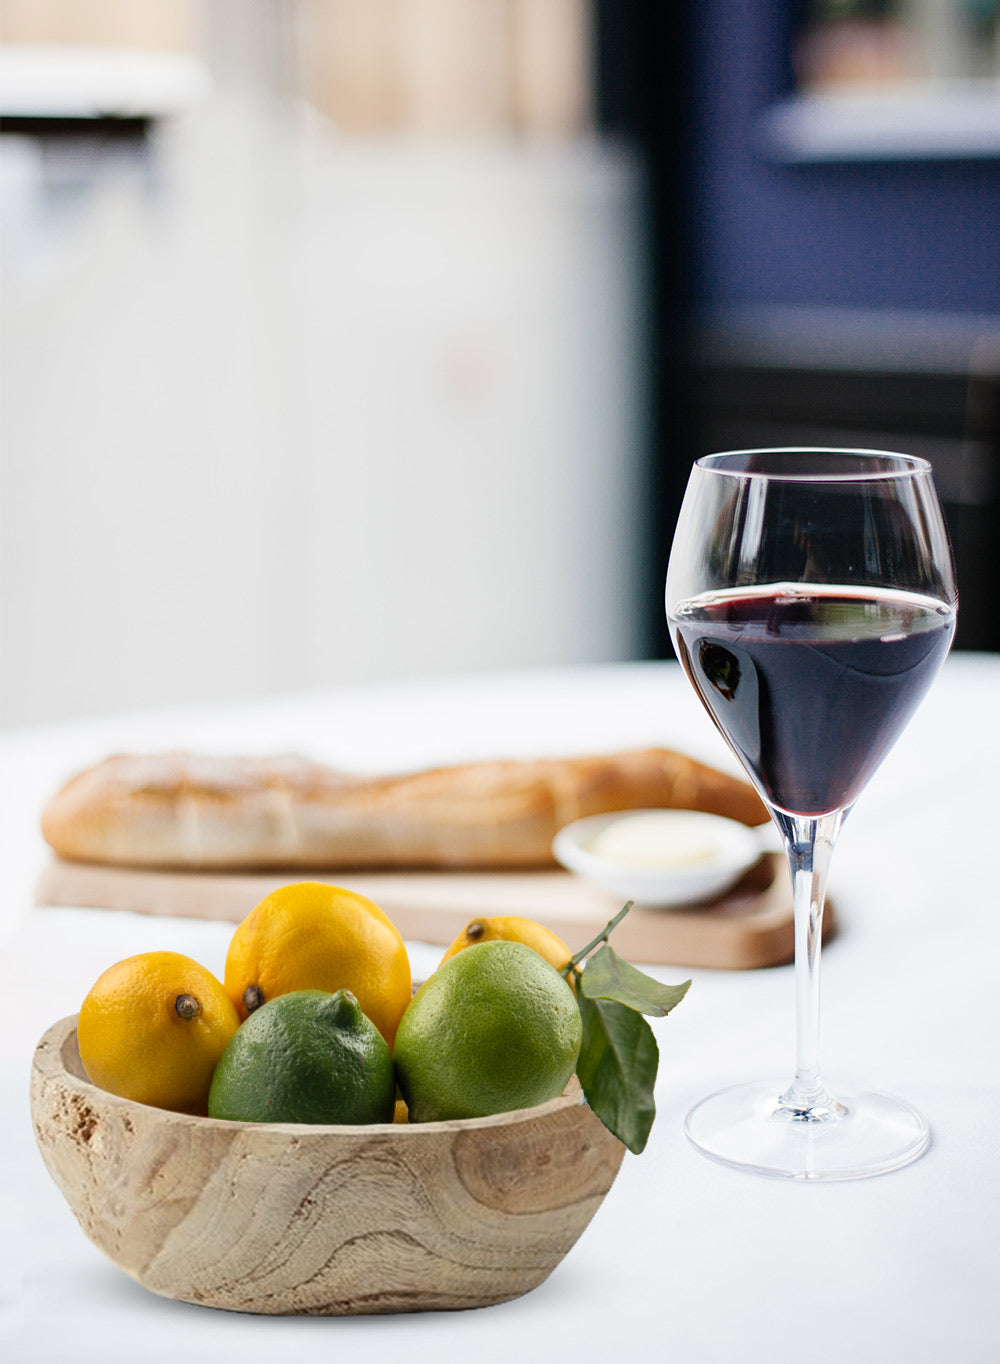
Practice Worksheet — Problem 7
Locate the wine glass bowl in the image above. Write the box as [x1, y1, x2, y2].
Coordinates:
[666, 448, 957, 1180]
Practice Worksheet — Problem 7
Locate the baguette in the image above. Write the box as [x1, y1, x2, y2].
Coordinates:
[40, 748, 768, 872]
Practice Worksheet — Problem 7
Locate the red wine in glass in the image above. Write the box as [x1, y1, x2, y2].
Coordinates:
[671, 585, 955, 817]
[666, 449, 957, 1180]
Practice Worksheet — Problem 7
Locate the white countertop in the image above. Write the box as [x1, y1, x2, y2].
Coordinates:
[2, 656, 998, 1363]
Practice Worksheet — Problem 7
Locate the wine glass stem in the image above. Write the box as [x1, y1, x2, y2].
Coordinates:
[772, 808, 845, 1116]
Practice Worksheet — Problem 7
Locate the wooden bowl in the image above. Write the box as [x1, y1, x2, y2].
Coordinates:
[30, 1016, 625, 1316]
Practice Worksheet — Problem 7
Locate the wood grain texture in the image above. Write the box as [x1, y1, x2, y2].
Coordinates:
[30, 1016, 625, 1315]
[36, 853, 834, 969]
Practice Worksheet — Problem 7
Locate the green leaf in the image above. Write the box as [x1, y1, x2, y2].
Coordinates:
[575, 990, 659, 1155]
[580, 944, 691, 1018]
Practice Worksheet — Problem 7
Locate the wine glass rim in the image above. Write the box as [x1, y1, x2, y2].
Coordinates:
[697, 447, 934, 481]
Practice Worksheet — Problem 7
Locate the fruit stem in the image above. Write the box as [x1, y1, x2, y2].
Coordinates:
[563, 901, 634, 979]
[174, 993, 201, 1019]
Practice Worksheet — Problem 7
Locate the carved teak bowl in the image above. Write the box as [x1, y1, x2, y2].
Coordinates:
[30, 1015, 625, 1315]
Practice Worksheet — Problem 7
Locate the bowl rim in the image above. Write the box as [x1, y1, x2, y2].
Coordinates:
[33, 1014, 587, 1138]
[554, 808, 761, 876]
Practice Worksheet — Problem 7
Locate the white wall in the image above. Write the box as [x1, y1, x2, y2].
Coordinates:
[0, 102, 651, 728]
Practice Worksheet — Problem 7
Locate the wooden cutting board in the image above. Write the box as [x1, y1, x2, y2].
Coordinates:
[34, 854, 834, 970]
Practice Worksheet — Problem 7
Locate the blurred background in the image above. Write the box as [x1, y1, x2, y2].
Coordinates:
[1, 0, 998, 730]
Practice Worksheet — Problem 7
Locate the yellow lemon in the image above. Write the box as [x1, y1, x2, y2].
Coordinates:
[77, 951, 239, 1114]
[440, 915, 573, 977]
[224, 881, 411, 1046]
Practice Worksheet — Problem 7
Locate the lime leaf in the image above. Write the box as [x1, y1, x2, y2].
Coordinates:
[580, 943, 691, 1017]
[575, 990, 658, 1155]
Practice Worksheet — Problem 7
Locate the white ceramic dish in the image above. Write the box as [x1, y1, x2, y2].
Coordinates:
[552, 808, 776, 909]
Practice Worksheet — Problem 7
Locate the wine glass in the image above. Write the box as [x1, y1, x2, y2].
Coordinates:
[666, 448, 957, 1180]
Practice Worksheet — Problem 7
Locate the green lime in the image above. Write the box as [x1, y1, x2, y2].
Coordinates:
[393, 940, 582, 1123]
[207, 989, 395, 1124]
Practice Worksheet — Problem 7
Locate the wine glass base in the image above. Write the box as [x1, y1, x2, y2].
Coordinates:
[684, 1080, 930, 1181]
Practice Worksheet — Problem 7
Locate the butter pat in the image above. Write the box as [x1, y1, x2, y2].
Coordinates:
[586, 811, 721, 868]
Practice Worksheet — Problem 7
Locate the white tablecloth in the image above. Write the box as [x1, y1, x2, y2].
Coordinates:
[2, 657, 998, 1363]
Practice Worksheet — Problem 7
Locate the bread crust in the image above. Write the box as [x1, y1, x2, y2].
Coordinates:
[40, 748, 768, 871]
